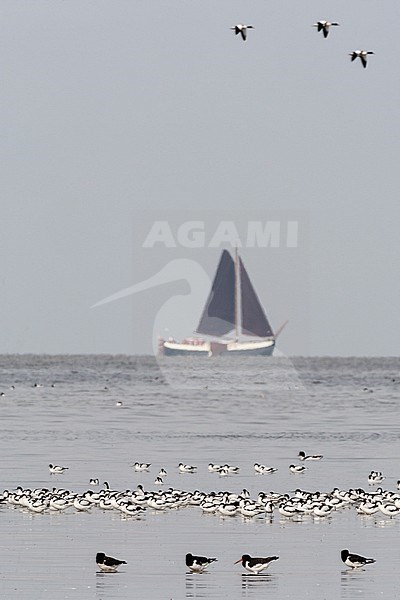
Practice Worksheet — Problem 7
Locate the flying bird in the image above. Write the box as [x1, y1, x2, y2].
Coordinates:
[186, 553, 217, 573]
[349, 50, 374, 69]
[341, 549, 376, 569]
[230, 24, 254, 42]
[235, 554, 279, 574]
[96, 552, 127, 572]
[313, 21, 340, 38]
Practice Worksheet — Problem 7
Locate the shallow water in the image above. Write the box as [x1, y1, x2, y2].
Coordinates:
[0, 355, 399, 599]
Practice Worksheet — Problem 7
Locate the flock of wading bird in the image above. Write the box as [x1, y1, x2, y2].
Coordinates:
[231, 20, 374, 69]
[95, 549, 375, 573]
[2, 451, 399, 523]
[2, 450, 399, 576]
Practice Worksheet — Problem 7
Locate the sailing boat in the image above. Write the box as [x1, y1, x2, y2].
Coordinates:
[159, 249, 286, 357]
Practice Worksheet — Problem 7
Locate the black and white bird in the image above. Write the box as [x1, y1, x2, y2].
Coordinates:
[235, 554, 279, 574]
[230, 24, 254, 42]
[349, 50, 374, 69]
[178, 463, 197, 473]
[89, 478, 99, 486]
[133, 462, 151, 471]
[313, 20, 340, 38]
[224, 464, 240, 474]
[208, 463, 222, 472]
[186, 553, 217, 573]
[254, 463, 277, 474]
[96, 552, 127, 572]
[368, 470, 385, 484]
[377, 501, 400, 518]
[289, 464, 307, 473]
[341, 549, 376, 569]
[49, 464, 69, 474]
[73, 496, 92, 511]
[298, 451, 323, 461]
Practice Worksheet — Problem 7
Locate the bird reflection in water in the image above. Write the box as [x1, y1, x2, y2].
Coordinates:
[186, 571, 216, 598]
[341, 568, 375, 599]
[95, 570, 124, 600]
[241, 572, 277, 597]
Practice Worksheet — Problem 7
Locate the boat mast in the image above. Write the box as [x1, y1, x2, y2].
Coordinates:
[234, 247, 240, 341]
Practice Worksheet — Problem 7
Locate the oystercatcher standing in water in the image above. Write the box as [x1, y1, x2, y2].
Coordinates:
[235, 554, 279, 574]
[341, 549, 376, 569]
[186, 553, 217, 573]
[96, 552, 127, 572]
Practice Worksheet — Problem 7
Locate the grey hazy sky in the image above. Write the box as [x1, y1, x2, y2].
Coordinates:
[1, 1, 399, 356]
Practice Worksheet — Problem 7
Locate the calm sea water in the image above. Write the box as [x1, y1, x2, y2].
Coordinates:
[0, 355, 399, 599]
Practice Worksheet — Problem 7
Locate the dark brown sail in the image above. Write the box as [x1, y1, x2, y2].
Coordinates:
[240, 258, 274, 337]
[196, 250, 236, 336]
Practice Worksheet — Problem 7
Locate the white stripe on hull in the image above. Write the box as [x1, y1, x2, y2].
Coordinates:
[162, 339, 275, 357]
